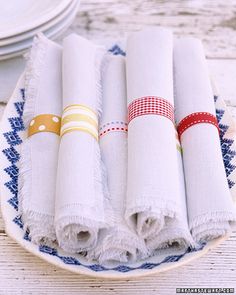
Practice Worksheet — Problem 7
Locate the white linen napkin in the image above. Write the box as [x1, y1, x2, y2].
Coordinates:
[146, 142, 195, 251]
[18, 34, 62, 246]
[125, 28, 188, 243]
[88, 55, 147, 263]
[55, 34, 110, 253]
[174, 37, 236, 243]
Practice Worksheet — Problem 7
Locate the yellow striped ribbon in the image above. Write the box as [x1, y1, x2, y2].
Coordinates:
[60, 104, 98, 140]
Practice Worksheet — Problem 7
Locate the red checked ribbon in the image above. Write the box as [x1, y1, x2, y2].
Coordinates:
[177, 112, 219, 138]
[128, 96, 175, 124]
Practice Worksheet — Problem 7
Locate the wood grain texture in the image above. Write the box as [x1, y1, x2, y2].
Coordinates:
[67, 0, 236, 58]
[0, 231, 235, 295]
[0, 0, 236, 293]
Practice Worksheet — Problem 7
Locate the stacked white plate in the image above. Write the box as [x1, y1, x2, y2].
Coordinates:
[0, 0, 80, 60]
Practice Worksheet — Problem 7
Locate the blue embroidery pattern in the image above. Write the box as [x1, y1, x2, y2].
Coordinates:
[4, 164, 19, 179]
[14, 101, 24, 117]
[3, 147, 20, 164]
[4, 131, 22, 146]
[2, 47, 235, 273]
[8, 117, 24, 132]
[13, 216, 23, 229]
[108, 44, 126, 56]
[216, 108, 225, 122]
[215, 95, 236, 187]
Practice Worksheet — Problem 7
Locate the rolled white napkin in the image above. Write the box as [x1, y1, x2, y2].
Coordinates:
[146, 138, 195, 251]
[55, 34, 110, 253]
[174, 37, 236, 243]
[125, 28, 187, 242]
[18, 34, 62, 246]
[88, 55, 147, 263]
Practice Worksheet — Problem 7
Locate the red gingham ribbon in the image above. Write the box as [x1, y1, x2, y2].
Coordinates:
[128, 96, 174, 124]
[177, 112, 219, 138]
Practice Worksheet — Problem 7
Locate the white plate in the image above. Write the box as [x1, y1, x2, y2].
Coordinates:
[0, 57, 235, 278]
[0, 2, 79, 60]
[0, 56, 25, 102]
[0, 0, 78, 46]
[0, 0, 73, 39]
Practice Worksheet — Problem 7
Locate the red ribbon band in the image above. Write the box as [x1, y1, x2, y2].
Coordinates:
[177, 112, 219, 138]
[128, 96, 174, 124]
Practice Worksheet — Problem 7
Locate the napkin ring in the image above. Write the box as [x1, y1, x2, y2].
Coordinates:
[128, 96, 182, 152]
[28, 114, 61, 137]
[128, 96, 174, 124]
[60, 104, 98, 140]
[99, 121, 128, 137]
[177, 112, 219, 138]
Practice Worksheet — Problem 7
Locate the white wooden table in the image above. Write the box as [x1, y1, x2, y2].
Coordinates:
[0, 1, 236, 293]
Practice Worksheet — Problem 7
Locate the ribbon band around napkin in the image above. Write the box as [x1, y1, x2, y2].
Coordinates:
[177, 112, 219, 137]
[60, 103, 98, 140]
[99, 121, 128, 137]
[128, 96, 174, 124]
[28, 114, 61, 137]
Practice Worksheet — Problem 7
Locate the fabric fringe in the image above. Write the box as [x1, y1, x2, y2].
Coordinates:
[191, 220, 232, 243]
[94, 46, 107, 118]
[55, 215, 100, 253]
[189, 211, 236, 230]
[193, 228, 231, 244]
[147, 224, 197, 252]
[87, 227, 148, 263]
[190, 211, 236, 243]
[125, 198, 181, 238]
[18, 124, 56, 246]
[136, 211, 164, 239]
[100, 159, 115, 226]
[23, 33, 48, 126]
[18, 34, 47, 211]
[94, 48, 115, 226]
[18, 34, 57, 246]
[23, 210, 56, 247]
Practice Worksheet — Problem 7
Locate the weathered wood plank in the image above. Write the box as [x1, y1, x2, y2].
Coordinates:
[0, 231, 235, 294]
[66, 0, 236, 59]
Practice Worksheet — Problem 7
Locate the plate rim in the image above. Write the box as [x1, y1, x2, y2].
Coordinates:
[0, 0, 79, 47]
[0, 0, 73, 39]
[0, 4, 79, 61]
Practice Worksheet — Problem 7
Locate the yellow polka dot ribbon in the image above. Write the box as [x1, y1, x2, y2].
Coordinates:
[28, 114, 61, 137]
[60, 104, 98, 141]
